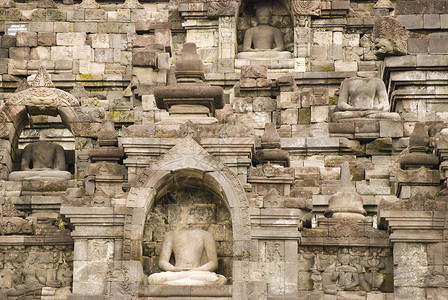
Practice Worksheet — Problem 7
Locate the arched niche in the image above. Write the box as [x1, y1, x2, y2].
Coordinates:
[237, 0, 294, 52]
[143, 168, 233, 278]
[1, 85, 104, 177]
[123, 137, 251, 276]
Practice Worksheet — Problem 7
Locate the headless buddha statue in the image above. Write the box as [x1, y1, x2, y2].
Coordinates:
[148, 227, 227, 286]
[9, 142, 72, 181]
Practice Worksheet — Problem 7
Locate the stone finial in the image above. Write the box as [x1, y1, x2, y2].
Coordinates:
[399, 123, 439, 169]
[409, 123, 429, 149]
[98, 120, 118, 147]
[123, 84, 133, 97]
[70, 83, 89, 100]
[325, 161, 366, 219]
[0, 0, 16, 8]
[30, 66, 54, 88]
[122, 0, 143, 9]
[261, 123, 281, 149]
[78, 0, 99, 8]
[373, 0, 395, 10]
[175, 43, 205, 83]
[37, 0, 57, 8]
[15, 78, 30, 93]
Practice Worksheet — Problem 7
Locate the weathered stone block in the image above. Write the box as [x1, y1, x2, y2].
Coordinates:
[30, 21, 54, 33]
[1, 35, 16, 48]
[334, 60, 357, 72]
[57, 32, 86, 46]
[429, 38, 448, 54]
[30, 46, 51, 60]
[0, 58, 8, 74]
[91, 34, 110, 49]
[241, 65, 267, 79]
[94, 49, 113, 63]
[15, 32, 37, 47]
[85, 8, 106, 21]
[424, 14, 441, 29]
[51, 46, 73, 60]
[132, 49, 156, 67]
[73, 45, 92, 60]
[9, 47, 30, 60]
[310, 45, 328, 60]
[380, 121, 403, 138]
[38, 32, 56, 46]
[281, 109, 298, 125]
[396, 15, 424, 30]
[407, 38, 429, 54]
[311, 105, 328, 123]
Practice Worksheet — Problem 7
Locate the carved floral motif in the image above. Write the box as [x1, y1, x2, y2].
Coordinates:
[6, 88, 80, 108]
[292, 0, 321, 16]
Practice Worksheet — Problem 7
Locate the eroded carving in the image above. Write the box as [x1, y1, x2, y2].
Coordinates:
[373, 17, 408, 59]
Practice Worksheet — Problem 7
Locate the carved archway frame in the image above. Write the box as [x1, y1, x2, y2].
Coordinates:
[122, 137, 251, 264]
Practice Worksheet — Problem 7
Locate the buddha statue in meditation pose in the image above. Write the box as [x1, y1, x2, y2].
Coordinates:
[148, 227, 227, 285]
[9, 142, 72, 181]
[236, 5, 292, 59]
[331, 77, 400, 122]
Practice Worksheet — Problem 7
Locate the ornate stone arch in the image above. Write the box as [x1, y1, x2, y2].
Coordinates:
[122, 136, 251, 261]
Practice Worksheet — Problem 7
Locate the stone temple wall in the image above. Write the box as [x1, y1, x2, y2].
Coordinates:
[0, 0, 446, 299]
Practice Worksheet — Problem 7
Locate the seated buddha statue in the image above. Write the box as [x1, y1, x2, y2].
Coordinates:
[331, 76, 400, 122]
[148, 227, 227, 286]
[236, 5, 292, 59]
[9, 142, 72, 181]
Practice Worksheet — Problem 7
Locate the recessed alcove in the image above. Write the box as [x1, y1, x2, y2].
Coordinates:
[142, 168, 233, 281]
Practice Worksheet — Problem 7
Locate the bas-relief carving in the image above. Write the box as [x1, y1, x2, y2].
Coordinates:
[148, 228, 227, 285]
[8, 141, 72, 181]
[1, 246, 72, 296]
[298, 247, 392, 293]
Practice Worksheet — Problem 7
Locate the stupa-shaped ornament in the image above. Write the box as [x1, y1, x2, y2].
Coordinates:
[78, 0, 100, 8]
[373, 0, 394, 10]
[154, 43, 224, 123]
[254, 123, 290, 167]
[399, 123, 439, 169]
[37, 0, 57, 8]
[175, 43, 205, 83]
[325, 161, 366, 219]
[122, 0, 143, 9]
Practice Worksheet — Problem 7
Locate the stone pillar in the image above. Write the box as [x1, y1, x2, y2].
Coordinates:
[218, 16, 236, 72]
[293, 15, 310, 72]
[393, 242, 429, 299]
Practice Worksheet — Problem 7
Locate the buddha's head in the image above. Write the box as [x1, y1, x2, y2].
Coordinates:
[255, 6, 272, 25]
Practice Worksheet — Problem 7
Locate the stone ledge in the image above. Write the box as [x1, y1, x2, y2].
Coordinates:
[139, 285, 232, 297]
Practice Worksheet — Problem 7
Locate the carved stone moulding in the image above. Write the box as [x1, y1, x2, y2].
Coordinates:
[154, 85, 224, 116]
[207, 1, 238, 17]
[6, 87, 81, 115]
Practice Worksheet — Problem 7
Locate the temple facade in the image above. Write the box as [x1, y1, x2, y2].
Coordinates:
[0, 0, 447, 299]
